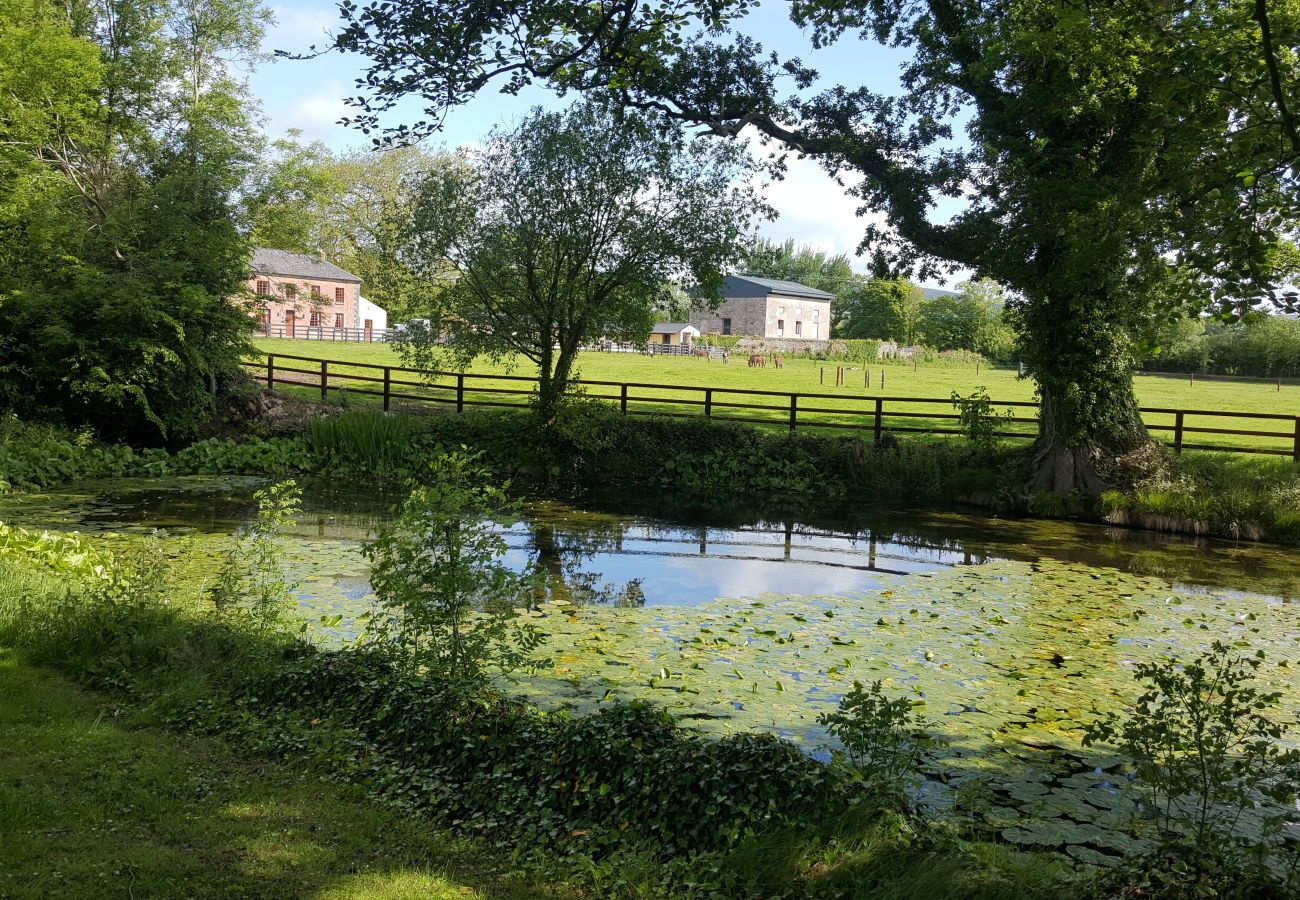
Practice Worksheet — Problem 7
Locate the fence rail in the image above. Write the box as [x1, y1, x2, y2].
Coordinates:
[258, 324, 397, 343]
[243, 353, 1300, 460]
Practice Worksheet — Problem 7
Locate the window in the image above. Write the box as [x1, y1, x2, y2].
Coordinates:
[776, 319, 784, 336]
[795, 320, 802, 336]
[796, 306, 803, 316]
[721, 318, 732, 336]
[812, 323, 820, 339]
[334, 313, 344, 328]
[311, 284, 321, 299]
[778, 305, 785, 315]
[255, 280, 269, 295]
[813, 308, 820, 321]
[309, 311, 321, 327]
[334, 286, 344, 304]
[284, 284, 296, 300]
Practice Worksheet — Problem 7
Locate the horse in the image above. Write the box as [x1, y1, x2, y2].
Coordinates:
[772, 354, 784, 369]
[747, 354, 766, 368]
[692, 347, 710, 359]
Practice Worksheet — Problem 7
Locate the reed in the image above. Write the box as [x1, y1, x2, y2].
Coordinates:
[307, 410, 412, 474]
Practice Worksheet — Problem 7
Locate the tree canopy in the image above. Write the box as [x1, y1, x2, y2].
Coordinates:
[330, 0, 1300, 493]
[397, 102, 767, 419]
[0, 0, 267, 444]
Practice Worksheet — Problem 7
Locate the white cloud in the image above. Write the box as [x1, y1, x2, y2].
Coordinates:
[267, 81, 351, 142]
[265, 3, 338, 49]
[755, 153, 882, 261]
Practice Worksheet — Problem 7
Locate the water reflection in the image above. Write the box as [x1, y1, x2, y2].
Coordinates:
[1, 476, 1297, 607]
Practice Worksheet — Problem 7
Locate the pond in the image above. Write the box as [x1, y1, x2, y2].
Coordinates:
[3, 475, 1298, 865]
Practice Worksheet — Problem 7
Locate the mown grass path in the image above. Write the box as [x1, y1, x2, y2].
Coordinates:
[0, 651, 568, 900]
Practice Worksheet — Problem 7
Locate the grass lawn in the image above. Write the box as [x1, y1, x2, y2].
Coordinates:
[0, 650, 569, 900]
[252, 338, 1300, 454]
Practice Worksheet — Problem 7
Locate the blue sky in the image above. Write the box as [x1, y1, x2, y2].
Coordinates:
[249, 1, 964, 282]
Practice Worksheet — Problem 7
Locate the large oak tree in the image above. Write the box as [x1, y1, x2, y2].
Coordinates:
[328, 0, 1300, 493]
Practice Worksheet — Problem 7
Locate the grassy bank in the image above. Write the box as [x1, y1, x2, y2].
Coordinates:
[0, 545, 1066, 900]
[0, 651, 564, 900]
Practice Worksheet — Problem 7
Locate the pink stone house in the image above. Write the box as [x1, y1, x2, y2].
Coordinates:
[248, 248, 364, 338]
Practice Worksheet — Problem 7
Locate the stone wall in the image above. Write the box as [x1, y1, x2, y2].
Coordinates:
[691, 294, 833, 339]
[689, 296, 768, 337]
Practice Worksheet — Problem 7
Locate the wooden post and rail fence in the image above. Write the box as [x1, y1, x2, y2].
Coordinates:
[246, 352, 1300, 461]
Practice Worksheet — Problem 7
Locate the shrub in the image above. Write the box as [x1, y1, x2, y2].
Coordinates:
[209, 480, 302, 628]
[819, 680, 931, 798]
[1084, 642, 1300, 897]
[363, 451, 545, 680]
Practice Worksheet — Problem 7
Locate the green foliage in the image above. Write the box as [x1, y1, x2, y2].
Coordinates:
[363, 452, 545, 680]
[0, 417, 140, 492]
[168, 436, 312, 476]
[308, 410, 411, 475]
[398, 101, 768, 419]
[1145, 315, 1300, 378]
[221, 647, 856, 861]
[1084, 643, 1300, 897]
[209, 480, 301, 626]
[819, 680, 929, 793]
[330, 0, 1300, 491]
[839, 278, 926, 343]
[1097, 454, 1300, 544]
[0, 0, 266, 444]
[919, 281, 1016, 363]
[951, 387, 1014, 449]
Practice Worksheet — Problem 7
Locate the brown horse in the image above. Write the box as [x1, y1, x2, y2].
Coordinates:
[772, 354, 784, 369]
[747, 354, 765, 368]
[692, 347, 710, 359]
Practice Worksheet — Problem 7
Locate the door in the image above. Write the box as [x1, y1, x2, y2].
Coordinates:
[285, 310, 295, 338]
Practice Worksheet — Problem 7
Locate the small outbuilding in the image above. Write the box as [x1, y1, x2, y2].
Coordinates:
[649, 323, 700, 346]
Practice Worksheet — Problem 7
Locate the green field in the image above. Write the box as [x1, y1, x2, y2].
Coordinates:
[251, 338, 1300, 454]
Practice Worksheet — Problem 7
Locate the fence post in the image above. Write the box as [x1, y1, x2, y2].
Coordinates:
[789, 394, 798, 434]
[620, 383, 628, 414]
[1173, 411, 1185, 455]
[705, 388, 712, 418]
[881, 369, 886, 389]
[1294, 417, 1300, 464]
[864, 369, 869, 388]
[820, 367, 824, 385]
[874, 397, 883, 445]
[267, 355, 275, 391]
[383, 367, 391, 412]
[456, 373, 465, 413]
[320, 359, 328, 400]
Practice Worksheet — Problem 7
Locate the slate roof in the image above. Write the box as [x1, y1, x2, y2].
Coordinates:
[250, 248, 361, 283]
[649, 322, 699, 334]
[921, 286, 960, 300]
[724, 274, 836, 301]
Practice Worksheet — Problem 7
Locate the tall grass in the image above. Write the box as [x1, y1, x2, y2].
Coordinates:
[308, 409, 412, 475]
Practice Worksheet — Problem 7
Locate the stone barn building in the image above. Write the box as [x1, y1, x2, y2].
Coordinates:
[689, 275, 834, 341]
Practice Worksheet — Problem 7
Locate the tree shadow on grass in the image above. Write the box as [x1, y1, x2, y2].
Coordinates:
[0, 650, 569, 900]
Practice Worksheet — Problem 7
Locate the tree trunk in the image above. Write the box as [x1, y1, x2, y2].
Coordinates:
[536, 339, 579, 424]
[1022, 291, 1159, 495]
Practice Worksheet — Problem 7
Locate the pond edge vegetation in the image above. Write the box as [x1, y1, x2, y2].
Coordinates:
[3, 400, 1300, 546]
[2, 461, 1298, 898]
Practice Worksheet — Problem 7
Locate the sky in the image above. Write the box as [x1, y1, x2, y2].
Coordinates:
[247, 1, 966, 285]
